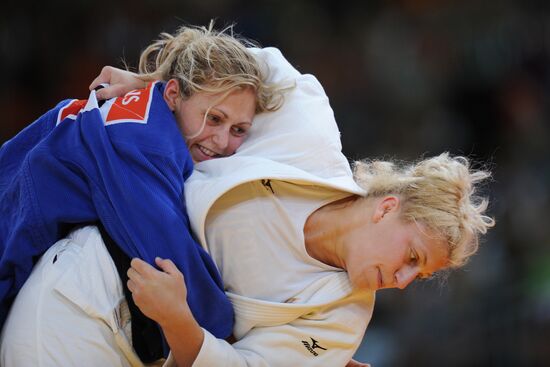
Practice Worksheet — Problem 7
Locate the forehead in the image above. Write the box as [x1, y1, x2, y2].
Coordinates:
[220, 87, 256, 106]
[192, 87, 255, 105]
[191, 88, 256, 117]
[414, 222, 449, 273]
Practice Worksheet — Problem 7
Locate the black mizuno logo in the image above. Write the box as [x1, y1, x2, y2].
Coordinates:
[302, 337, 327, 356]
[261, 179, 275, 194]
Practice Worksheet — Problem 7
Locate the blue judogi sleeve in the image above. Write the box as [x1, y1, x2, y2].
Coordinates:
[0, 82, 233, 347]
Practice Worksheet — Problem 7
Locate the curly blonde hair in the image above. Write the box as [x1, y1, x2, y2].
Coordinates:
[137, 22, 284, 113]
[353, 153, 495, 268]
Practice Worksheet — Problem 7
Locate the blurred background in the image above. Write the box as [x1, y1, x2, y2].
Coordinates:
[2, 0, 549, 366]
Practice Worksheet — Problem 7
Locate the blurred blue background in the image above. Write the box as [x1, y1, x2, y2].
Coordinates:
[2, 1, 549, 366]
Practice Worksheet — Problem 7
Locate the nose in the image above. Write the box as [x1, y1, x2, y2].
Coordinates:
[394, 266, 419, 290]
[211, 126, 230, 150]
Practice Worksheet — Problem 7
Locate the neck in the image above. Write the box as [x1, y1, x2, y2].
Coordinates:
[304, 195, 361, 270]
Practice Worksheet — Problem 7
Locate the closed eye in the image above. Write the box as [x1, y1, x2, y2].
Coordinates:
[409, 248, 419, 265]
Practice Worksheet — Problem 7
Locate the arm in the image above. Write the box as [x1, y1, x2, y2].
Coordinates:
[128, 258, 373, 367]
[128, 257, 203, 367]
[89, 66, 147, 100]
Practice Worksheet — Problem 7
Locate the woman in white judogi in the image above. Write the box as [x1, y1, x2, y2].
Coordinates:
[128, 48, 494, 366]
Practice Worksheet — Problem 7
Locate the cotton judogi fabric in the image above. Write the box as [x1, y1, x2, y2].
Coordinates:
[186, 181, 375, 367]
[0, 82, 233, 352]
[0, 226, 143, 367]
[166, 47, 376, 366]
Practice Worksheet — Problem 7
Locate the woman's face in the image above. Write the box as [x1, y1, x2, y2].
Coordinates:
[346, 197, 449, 292]
[165, 80, 257, 163]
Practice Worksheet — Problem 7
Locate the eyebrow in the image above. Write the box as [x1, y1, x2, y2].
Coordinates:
[211, 107, 252, 125]
[421, 250, 439, 282]
[422, 249, 428, 267]
[210, 107, 228, 119]
[419, 246, 432, 280]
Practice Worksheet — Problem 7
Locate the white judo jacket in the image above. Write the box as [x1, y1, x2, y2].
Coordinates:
[175, 48, 376, 367]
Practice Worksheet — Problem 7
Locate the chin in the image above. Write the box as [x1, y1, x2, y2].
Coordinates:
[191, 151, 214, 163]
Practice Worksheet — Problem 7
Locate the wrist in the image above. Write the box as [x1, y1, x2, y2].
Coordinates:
[158, 302, 195, 331]
[160, 306, 205, 366]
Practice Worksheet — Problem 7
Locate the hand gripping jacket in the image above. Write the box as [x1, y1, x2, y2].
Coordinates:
[0, 82, 233, 358]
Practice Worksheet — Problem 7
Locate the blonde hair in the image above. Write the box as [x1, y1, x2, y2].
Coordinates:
[136, 22, 284, 114]
[353, 153, 495, 268]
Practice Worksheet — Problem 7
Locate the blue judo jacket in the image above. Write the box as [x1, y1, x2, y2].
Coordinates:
[0, 82, 233, 354]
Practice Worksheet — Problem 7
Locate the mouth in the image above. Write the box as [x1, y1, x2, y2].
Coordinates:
[195, 144, 223, 160]
[377, 267, 384, 289]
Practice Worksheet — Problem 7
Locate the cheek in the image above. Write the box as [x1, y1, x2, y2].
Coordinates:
[383, 235, 408, 267]
[363, 229, 405, 268]
[177, 110, 204, 138]
[187, 125, 214, 145]
[347, 255, 377, 290]
[227, 136, 247, 153]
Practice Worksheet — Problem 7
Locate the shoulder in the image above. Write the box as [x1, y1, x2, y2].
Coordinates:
[99, 82, 187, 156]
[101, 82, 159, 126]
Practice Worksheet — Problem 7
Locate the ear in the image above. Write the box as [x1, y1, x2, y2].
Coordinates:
[163, 79, 181, 111]
[372, 196, 400, 223]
